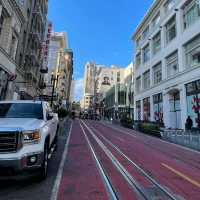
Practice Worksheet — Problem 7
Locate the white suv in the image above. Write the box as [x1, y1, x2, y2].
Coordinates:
[0, 100, 59, 180]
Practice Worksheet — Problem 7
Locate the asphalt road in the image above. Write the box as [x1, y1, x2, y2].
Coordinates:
[0, 119, 71, 200]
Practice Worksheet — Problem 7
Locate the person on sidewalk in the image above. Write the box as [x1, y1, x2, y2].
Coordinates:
[186, 116, 193, 130]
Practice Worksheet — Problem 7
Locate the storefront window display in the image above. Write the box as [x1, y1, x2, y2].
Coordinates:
[186, 80, 200, 128]
[143, 97, 150, 121]
[136, 100, 141, 120]
[153, 93, 163, 122]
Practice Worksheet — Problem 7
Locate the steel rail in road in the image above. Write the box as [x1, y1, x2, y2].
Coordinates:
[81, 120, 151, 200]
[79, 121, 119, 200]
[83, 120, 181, 200]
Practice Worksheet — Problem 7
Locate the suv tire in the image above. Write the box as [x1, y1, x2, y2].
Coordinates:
[38, 141, 49, 181]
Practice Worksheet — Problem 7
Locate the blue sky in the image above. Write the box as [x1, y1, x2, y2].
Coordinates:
[48, 0, 153, 100]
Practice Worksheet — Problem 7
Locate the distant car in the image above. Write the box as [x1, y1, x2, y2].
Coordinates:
[0, 100, 59, 180]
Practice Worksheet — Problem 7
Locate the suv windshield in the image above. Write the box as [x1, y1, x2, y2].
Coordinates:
[0, 103, 43, 119]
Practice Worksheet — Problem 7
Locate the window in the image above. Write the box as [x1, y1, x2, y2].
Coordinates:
[186, 79, 200, 128]
[169, 92, 180, 112]
[136, 76, 141, 93]
[152, 12, 161, 28]
[10, 34, 17, 59]
[142, 26, 149, 40]
[166, 51, 179, 77]
[153, 32, 161, 55]
[166, 15, 176, 44]
[183, 0, 200, 29]
[136, 36, 141, 48]
[0, 103, 43, 119]
[136, 101, 141, 120]
[143, 44, 150, 63]
[153, 62, 162, 85]
[143, 97, 150, 121]
[136, 52, 141, 67]
[117, 72, 120, 82]
[153, 93, 163, 122]
[164, 0, 175, 13]
[143, 70, 150, 90]
[0, 8, 7, 37]
[185, 34, 200, 68]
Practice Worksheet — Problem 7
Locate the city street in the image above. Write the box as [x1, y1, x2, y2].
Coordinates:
[56, 120, 200, 200]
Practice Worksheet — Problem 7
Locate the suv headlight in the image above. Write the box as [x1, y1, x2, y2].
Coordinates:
[23, 130, 40, 144]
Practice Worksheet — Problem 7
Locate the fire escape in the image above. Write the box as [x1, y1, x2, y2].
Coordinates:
[25, 0, 48, 94]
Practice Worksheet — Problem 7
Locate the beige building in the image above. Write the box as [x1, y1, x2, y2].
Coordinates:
[15, 0, 48, 99]
[104, 63, 134, 119]
[82, 61, 130, 112]
[0, 0, 25, 100]
[44, 32, 73, 107]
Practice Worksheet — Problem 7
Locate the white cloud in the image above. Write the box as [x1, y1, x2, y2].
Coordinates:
[73, 78, 83, 101]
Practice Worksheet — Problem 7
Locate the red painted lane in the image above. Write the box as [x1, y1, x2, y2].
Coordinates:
[84, 123, 153, 189]
[81, 121, 139, 200]
[103, 122, 200, 169]
[89, 121, 200, 200]
[57, 120, 109, 200]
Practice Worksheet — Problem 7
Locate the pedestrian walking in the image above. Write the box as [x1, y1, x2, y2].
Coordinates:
[186, 116, 193, 130]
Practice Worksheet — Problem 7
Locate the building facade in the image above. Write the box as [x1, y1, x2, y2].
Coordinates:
[82, 62, 127, 112]
[15, 0, 48, 99]
[133, 0, 200, 129]
[0, 0, 25, 100]
[104, 63, 134, 119]
[83, 61, 97, 110]
[44, 32, 73, 108]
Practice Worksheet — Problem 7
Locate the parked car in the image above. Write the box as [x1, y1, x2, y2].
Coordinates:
[0, 100, 59, 180]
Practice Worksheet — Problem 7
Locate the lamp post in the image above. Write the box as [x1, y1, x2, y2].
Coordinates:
[50, 72, 59, 107]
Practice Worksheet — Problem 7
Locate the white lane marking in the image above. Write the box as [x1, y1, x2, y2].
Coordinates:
[51, 122, 73, 200]
[101, 122, 200, 155]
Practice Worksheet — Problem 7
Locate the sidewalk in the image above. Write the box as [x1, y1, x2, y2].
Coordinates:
[101, 120, 200, 152]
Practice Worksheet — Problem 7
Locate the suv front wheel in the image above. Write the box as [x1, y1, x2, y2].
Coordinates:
[38, 141, 49, 180]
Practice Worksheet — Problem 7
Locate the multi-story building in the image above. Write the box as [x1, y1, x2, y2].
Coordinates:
[15, 0, 48, 99]
[69, 79, 75, 102]
[132, 0, 200, 129]
[82, 62, 126, 111]
[104, 63, 134, 119]
[83, 61, 97, 110]
[0, 0, 25, 100]
[82, 61, 134, 118]
[44, 32, 73, 107]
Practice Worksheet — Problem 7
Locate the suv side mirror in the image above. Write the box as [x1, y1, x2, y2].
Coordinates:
[47, 112, 54, 120]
